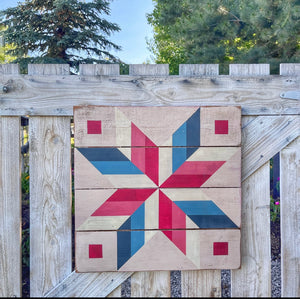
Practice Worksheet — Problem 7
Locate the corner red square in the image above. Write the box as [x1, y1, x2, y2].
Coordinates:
[215, 120, 228, 134]
[89, 244, 103, 258]
[213, 242, 228, 255]
[87, 120, 102, 134]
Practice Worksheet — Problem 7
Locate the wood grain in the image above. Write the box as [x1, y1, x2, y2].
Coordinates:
[181, 270, 221, 297]
[28, 64, 70, 75]
[79, 64, 120, 76]
[107, 284, 122, 297]
[131, 271, 171, 297]
[242, 115, 300, 181]
[0, 74, 299, 116]
[229, 64, 270, 76]
[0, 116, 21, 297]
[0, 64, 20, 75]
[44, 270, 133, 297]
[179, 64, 219, 76]
[231, 162, 271, 297]
[280, 137, 300, 297]
[29, 116, 72, 296]
[129, 64, 169, 76]
[280, 63, 300, 75]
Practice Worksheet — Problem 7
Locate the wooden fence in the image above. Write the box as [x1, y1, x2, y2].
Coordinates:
[0, 63, 299, 297]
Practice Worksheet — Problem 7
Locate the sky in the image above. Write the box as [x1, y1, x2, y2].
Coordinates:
[0, 0, 155, 64]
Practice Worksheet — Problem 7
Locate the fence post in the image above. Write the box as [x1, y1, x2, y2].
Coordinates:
[29, 64, 72, 296]
[280, 63, 300, 297]
[280, 137, 300, 297]
[0, 117, 21, 297]
[0, 64, 21, 297]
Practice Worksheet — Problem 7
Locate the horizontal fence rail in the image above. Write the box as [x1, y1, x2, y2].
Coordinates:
[0, 63, 299, 297]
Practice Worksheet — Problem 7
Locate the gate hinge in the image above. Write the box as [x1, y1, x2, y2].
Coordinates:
[280, 91, 300, 100]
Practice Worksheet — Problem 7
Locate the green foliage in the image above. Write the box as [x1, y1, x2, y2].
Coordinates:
[0, 25, 17, 63]
[0, 0, 122, 72]
[270, 196, 280, 223]
[0, 43, 17, 63]
[21, 171, 30, 201]
[147, 0, 300, 74]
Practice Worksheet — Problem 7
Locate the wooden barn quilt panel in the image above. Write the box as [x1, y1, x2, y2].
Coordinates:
[74, 106, 242, 272]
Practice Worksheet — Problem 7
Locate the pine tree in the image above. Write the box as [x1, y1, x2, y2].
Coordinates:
[0, 0, 121, 72]
[147, 0, 300, 74]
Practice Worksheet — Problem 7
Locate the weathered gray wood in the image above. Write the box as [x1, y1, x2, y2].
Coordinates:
[280, 137, 300, 297]
[229, 64, 270, 76]
[242, 115, 300, 181]
[129, 64, 169, 76]
[29, 116, 72, 296]
[0, 75, 299, 116]
[28, 64, 70, 75]
[79, 64, 120, 76]
[179, 64, 219, 76]
[280, 63, 300, 75]
[131, 271, 171, 297]
[181, 270, 221, 297]
[107, 285, 121, 297]
[45, 271, 133, 297]
[0, 116, 21, 297]
[231, 162, 271, 297]
[0, 64, 20, 75]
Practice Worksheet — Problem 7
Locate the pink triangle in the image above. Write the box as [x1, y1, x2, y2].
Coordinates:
[160, 161, 226, 188]
[92, 189, 155, 216]
[159, 191, 186, 254]
[131, 123, 159, 185]
[118, 232, 197, 271]
[131, 122, 156, 147]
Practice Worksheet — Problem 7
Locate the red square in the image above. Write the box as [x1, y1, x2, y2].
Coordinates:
[215, 120, 228, 134]
[89, 244, 103, 258]
[87, 120, 102, 134]
[213, 242, 228, 255]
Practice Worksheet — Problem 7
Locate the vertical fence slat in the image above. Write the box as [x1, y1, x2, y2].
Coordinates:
[129, 64, 169, 76]
[180, 62, 222, 298]
[179, 64, 219, 76]
[0, 116, 21, 297]
[181, 270, 221, 297]
[232, 63, 271, 297]
[229, 64, 270, 76]
[0, 63, 20, 74]
[280, 136, 300, 297]
[29, 116, 72, 297]
[280, 63, 300, 75]
[129, 64, 171, 297]
[280, 63, 300, 297]
[231, 162, 271, 297]
[79, 64, 120, 76]
[27, 64, 70, 75]
[107, 285, 122, 297]
[131, 271, 171, 297]
[29, 63, 71, 297]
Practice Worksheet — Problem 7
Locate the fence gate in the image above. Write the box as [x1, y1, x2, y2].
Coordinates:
[0, 63, 299, 297]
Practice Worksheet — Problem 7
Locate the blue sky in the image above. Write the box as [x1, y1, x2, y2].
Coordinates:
[0, 0, 155, 64]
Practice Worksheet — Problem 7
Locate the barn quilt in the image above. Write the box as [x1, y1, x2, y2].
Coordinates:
[74, 106, 241, 271]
